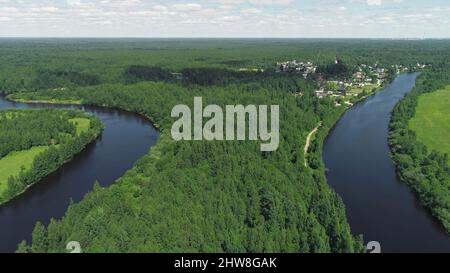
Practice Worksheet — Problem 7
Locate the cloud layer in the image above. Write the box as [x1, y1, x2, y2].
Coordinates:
[0, 0, 449, 37]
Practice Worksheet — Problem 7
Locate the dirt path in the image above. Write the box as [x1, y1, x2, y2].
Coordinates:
[304, 122, 322, 167]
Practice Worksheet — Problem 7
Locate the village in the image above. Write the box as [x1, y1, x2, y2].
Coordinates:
[276, 59, 431, 106]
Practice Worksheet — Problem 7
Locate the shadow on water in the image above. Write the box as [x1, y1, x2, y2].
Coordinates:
[323, 73, 450, 253]
[0, 97, 159, 253]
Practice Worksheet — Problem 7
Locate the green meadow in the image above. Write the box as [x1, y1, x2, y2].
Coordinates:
[0, 146, 49, 194]
[69, 118, 90, 135]
[409, 85, 450, 165]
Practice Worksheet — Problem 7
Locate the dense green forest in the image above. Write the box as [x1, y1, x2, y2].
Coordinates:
[0, 39, 449, 253]
[0, 110, 74, 158]
[0, 109, 103, 204]
[2, 39, 450, 93]
[13, 79, 363, 253]
[389, 69, 450, 232]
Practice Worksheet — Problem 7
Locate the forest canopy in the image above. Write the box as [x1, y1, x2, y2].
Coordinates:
[1, 39, 449, 253]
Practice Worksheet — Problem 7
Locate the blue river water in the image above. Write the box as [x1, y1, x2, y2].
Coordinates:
[324, 73, 450, 253]
[0, 97, 159, 253]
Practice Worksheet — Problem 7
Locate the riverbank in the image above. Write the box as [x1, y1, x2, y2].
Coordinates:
[409, 84, 450, 167]
[0, 109, 104, 206]
[389, 71, 450, 234]
[8, 98, 83, 105]
[6, 94, 162, 130]
[317, 74, 398, 163]
[324, 72, 450, 252]
[0, 96, 159, 252]
[6, 93, 83, 105]
[306, 75, 396, 169]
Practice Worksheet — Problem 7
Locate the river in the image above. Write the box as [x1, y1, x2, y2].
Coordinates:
[1, 73, 449, 253]
[0, 97, 159, 253]
[323, 73, 450, 253]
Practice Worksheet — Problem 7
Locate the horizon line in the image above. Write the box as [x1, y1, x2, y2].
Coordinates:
[0, 36, 450, 40]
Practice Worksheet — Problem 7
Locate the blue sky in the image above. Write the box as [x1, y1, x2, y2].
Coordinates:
[0, 0, 449, 37]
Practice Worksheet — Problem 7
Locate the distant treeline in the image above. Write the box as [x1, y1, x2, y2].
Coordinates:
[124, 65, 271, 86]
[2, 39, 450, 94]
[0, 110, 103, 204]
[126, 58, 376, 86]
[389, 69, 450, 232]
[34, 69, 101, 89]
[124, 66, 173, 83]
[316, 62, 351, 79]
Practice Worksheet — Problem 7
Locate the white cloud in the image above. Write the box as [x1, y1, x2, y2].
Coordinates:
[241, 8, 262, 14]
[248, 0, 292, 5]
[31, 7, 59, 13]
[367, 0, 382, 5]
[0, 7, 19, 12]
[66, 0, 82, 7]
[172, 3, 203, 12]
[0, 0, 448, 38]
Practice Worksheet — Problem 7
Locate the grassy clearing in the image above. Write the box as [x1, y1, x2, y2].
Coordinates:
[69, 118, 90, 135]
[409, 85, 450, 165]
[0, 146, 49, 194]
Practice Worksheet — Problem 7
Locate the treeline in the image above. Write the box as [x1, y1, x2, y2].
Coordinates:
[124, 66, 174, 83]
[0, 110, 103, 204]
[3, 39, 450, 94]
[389, 69, 450, 232]
[0, 110, 75, 158]
[15, 77, 363, 253]
[180, 67, 264, 86]
[34, 69, 101, 90]
[316, 61, 351, 79]
[124, 65, 274, 86]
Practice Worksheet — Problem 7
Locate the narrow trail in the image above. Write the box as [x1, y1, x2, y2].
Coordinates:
[304, 122, 322, 167]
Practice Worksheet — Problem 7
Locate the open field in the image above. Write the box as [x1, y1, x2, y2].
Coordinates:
[409, 85, 450, 165]
[70, 118, 90, 135]
[0, 146, 49, 194]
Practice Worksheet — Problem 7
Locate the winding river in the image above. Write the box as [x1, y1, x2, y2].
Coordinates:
[0, 97, 159, 253]
[324, 73, 450, 252]
[1, 73, 449, 253]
